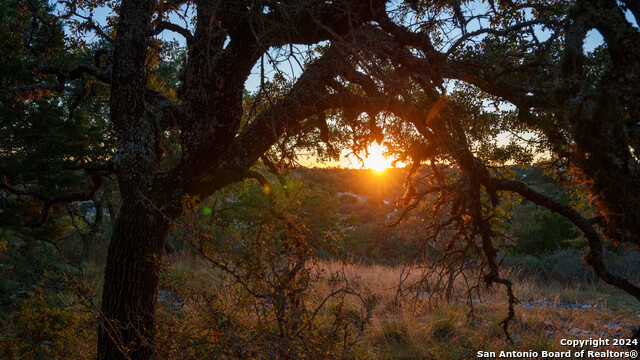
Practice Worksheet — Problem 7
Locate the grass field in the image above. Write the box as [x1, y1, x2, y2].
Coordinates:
[316, 261, 640, 359]
[157, 257, 640, 359]
[3, 255, 638, 359]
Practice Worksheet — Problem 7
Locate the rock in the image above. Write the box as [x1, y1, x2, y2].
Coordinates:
[157, 290, 182, 307]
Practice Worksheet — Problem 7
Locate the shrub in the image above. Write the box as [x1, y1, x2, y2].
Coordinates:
[0, 290, 95, 359]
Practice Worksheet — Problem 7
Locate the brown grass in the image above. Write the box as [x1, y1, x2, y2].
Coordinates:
[312, 259, 640, 359]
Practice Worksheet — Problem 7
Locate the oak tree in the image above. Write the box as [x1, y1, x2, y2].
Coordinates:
[3, 0, 640, 358]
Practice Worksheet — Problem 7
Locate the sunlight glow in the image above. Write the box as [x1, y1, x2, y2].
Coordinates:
[362, 144, 393, 172]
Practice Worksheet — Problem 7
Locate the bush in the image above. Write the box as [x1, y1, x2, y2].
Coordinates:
[509, 206, 580, 255]
[154, 186, 375, 359]
[504, 248, 640, 285]
[0, 290, 95, 359]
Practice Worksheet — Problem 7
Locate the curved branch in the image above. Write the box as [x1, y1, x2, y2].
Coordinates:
[450, 123, 640, 301]
[253, 0, 386, 46]
[446, 18, 562, 56]
[487, 176, 640, 301]
[38, 62, 110, 84]
[148, 21, 193, 44]
[1, 172, 103, 227]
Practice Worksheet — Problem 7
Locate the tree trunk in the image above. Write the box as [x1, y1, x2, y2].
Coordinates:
[97, 192, 170, 360]
[98, 0, 162, 356]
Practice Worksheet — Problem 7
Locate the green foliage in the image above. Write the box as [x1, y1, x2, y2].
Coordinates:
[504, 247, 640, 285]
[507, 167, 584, 255]
[0, 213, 74, 304]
[2, 0, 638, 356]
[510, 207, 580, 254]
[0, 0, 114, 238]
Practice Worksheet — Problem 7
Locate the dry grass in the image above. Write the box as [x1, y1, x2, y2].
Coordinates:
[310, 259, 640, 359]
[8, 255, 637, 359]
[145, 255, 640, 358]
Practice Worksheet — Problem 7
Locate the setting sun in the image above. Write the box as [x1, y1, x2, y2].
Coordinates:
[362, 144, 393, 172]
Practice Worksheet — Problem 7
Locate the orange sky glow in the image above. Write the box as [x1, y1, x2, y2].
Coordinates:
[298, 143, 403, 170]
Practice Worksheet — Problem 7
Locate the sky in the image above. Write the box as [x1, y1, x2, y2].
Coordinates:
[70, 2, 637, 170]
[80, 2, 625, 90]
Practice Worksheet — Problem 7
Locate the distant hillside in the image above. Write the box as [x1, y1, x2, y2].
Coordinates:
[291, 167, 408, 202]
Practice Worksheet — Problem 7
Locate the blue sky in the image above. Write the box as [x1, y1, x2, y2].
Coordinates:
[79, 2, 633, 92]
[71, 2, 637, 168]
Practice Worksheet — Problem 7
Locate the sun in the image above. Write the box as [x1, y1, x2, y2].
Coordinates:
[363, 144, 393, 172]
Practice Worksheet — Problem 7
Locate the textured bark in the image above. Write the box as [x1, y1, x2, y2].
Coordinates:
[16, 0, 637, 357]
[98, 193, 170, 360]
[93, 1, 384, 358]
[97, 0, 162, 357]
[558, 0, 640, 245]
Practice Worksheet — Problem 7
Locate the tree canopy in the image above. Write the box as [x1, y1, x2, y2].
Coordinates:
[1, 0, 639, 358]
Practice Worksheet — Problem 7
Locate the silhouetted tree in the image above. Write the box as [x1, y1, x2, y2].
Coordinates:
[3, 0, 640, 357]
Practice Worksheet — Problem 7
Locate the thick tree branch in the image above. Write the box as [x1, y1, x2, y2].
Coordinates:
[252, 0, 386, 46]
[148, 21, 193, 43]
[488, 176, 640, 301]
[1, 173, 102, 227]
